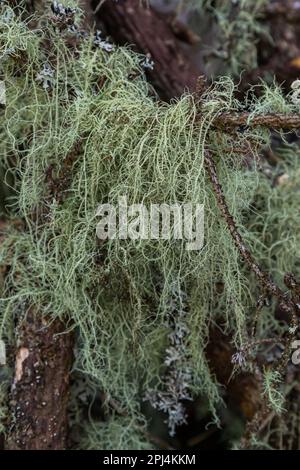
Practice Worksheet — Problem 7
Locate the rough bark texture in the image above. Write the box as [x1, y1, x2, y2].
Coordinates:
[6, 311, 73, 450]
[93, 0, 200, 101]
[214, 112, 300, 130]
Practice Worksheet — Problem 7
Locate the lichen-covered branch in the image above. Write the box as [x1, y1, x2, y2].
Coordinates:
[204, 149, 300, 446]
[204, 150, 297, 311]
[204, 149, 299, 364]
[213, 112, 300, 130]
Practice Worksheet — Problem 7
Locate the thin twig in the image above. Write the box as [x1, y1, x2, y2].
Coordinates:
[204, 150, 298, 368]
[251, 294, 267, 338]
[205, 150, 288, 302]
[204, 149, 299, 447]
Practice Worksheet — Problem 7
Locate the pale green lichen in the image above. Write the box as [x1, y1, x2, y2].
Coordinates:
[262, 369, 285, 414]
[0, 1, 299, 449]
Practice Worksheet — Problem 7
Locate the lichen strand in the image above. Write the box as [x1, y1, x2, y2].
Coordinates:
[0, 1, 299, 449]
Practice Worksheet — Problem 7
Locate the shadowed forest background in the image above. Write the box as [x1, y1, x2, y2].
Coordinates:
[1, 0, 300, 450]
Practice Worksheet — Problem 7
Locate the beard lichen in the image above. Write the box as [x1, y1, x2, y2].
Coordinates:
[0, 1, 299, 449]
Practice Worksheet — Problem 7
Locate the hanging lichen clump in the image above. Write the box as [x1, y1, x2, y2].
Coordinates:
[0, 1, 300, 449]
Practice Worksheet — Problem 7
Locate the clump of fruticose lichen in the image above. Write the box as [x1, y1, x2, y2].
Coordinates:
[0, 1, 300, 449]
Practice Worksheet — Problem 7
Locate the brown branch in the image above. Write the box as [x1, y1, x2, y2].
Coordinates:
[213, 112, 300, 130]
[6, 309, 73, 450]
[205, 150, 287, 302]
[93, 0, 201, 101]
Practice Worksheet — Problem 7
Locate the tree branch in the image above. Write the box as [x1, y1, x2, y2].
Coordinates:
[6, 310, 73, 450]
[213, 112, 300, 130]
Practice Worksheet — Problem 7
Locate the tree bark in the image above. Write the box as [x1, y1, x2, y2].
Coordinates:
[6, 310, 73, 450]
[93, 0, 200, 101]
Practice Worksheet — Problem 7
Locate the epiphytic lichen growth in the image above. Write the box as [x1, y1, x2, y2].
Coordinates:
[0, 0, 300, 450]
[145, 280, 192, 436]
